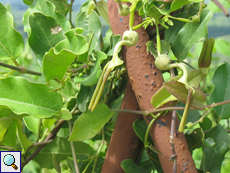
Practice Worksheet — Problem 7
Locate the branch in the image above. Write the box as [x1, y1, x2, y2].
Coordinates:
[0, 62, 41, 76]
[212, 0, 229, 17]
[22, 119, 66, 169]
[111, 99, 230, 115]
[169, 109, 177, 173]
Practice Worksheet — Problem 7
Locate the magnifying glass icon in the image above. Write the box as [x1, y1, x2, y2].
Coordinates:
[3, 154, 18, 170]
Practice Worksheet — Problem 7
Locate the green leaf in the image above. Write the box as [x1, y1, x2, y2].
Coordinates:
[47, 0, 70, 16]
[28, 12, 66, 62]
[0, 108, 25, 146]
[23, 0, 34, 6]
[121, 159, 152, 173]
[0, 3, 24, 60]
[59, 108, 72, 120]
[75, 11, 102, 54]
[164, 81, 206, 110]
[76, 85, 91, 112]
[2, 122, 17, 149]
[210, 63, 230, 119]
[23, 116, 40, 135]
[185, 128, 204, 152]
[214, 39, 230, 57]
[74, 51, 107, 85]
[68, 104, 114, 141]
[34, 137, 94, 169]
[0, 77, 63, 118]
[151, 70, 202, 109]
[172, 9, 213, 61]
[43, 29, 89, 81]
[201, 124, 230, 172]
[133, 119, 147, 143]
[23, 0, 70, 35]
[16, 119, 33, 152]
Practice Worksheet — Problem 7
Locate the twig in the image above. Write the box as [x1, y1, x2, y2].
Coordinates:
[0, 146, 16, 151]
[69, 0, 75, 28]
[22, 119, 66, 169]
[68, 120, 80, 173]
[181, 61, 196, 70]
[0, 62, 41, 76]
[169, 109, 177, 173]
[212, 0, 229, 17]
[111, 99, 230, 115]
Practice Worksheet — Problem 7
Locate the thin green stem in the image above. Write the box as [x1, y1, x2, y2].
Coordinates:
[68, 120, 80, 173]
[144, 113, 161, 164]
[12, 59, 20, 67]
[82, 159, 94, 173]
[178, 88, 194, 132]
[129, 11, 135, 29]
[0, 62, 42, 76]
[155, 22, 161, 54]
[0, 146, 16, 151]
[92, 128, 105, 173]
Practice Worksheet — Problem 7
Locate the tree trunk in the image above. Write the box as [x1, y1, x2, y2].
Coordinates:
[106, 1, 198, 172]
[101, 81, 143, 173]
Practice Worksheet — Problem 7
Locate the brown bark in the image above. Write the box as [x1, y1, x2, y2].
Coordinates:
[101, 81, 143, 173]
[107, 1, 198, 173]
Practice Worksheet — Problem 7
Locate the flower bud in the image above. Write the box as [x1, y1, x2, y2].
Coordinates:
[118, 4, 130, 16]
[122, 30, 139, 47]
[155, 54, 171, 70]
[198, 38, 215, 75]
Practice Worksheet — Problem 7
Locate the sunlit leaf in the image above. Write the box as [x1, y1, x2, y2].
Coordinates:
[68, 104, 114, 141]
[0, 77, 63, 118]
[75, 11, 102, 54]
[43, 29, 89, 81]
[172, 9, 213, 61]
[28, 12, 66, 62]
[0, 3, 24, 60]
[23, 0, 70, 34]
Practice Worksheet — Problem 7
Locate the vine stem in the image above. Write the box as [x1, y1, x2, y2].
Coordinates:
[68, 120, 80, 173]
[0, 62, 41, 76]
[22, 119, 66, 169]
[111, 99, 230, 115]
[170, 109, 177, 173]
[144, 113, 161, 164]
[178, 88, 194, 133]
[212, 0, 229, 17]
[69, 0, 75, 28]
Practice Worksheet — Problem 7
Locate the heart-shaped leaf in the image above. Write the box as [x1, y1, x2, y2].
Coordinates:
[164, 81, 206, 109]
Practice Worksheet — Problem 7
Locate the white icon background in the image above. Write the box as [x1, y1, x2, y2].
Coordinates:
[1, 151, 21, 173]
